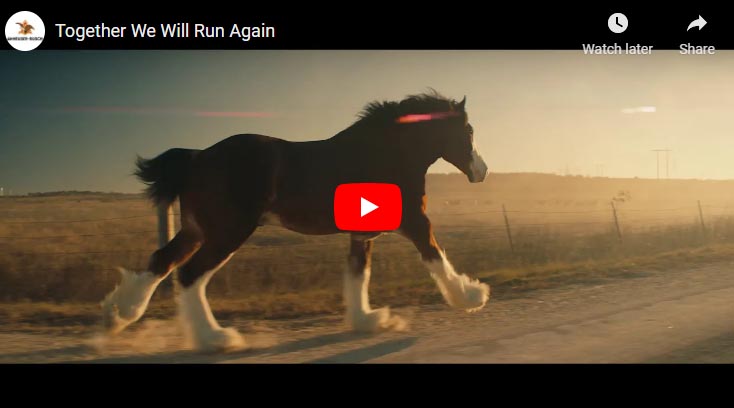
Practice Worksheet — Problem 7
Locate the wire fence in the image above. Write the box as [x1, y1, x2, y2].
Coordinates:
[2, 199, 734, 302]
[1, 201, 732, 257]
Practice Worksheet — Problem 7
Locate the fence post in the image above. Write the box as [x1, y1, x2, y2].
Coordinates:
[157, 204, 177, 293]
[698, 200, 707, 237]
[502, 204, 515, 253]
[611, 201, 622, 242]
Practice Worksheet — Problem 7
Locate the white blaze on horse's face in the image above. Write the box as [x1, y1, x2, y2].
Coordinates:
[443, 124, 488, 183]
[439, 98, 488, 183]
[468, 142, 488, 183]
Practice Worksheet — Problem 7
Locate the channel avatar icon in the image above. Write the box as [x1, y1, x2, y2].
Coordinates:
[5, 11, 45, 51]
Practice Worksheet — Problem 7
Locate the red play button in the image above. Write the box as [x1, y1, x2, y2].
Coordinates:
[334, 183, 402, 231]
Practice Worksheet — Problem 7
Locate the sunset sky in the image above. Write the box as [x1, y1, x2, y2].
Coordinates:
[1, 50, 733, 194]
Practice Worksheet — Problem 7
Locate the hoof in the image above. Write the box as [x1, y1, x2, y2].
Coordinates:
[433, 272, 491, 312]
[191, 327, 246, 352]
[101, 302, 135, 335]
[348, 307, 407, 333]
[427, 253, 491, 313]
[456, 279, 490, 312]
[100, 268, 162, 335]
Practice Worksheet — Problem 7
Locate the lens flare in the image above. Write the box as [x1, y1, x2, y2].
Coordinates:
[396, 111, 460, 124]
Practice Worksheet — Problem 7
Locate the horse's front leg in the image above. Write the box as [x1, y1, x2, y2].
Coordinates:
[344, 236, 405, 332]
[400, 212, 490, 312]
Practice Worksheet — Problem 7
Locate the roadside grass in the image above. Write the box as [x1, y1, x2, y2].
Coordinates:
[2, 243, 733, 331]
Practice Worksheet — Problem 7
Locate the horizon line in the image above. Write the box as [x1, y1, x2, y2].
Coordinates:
[5, 172, 734, 196]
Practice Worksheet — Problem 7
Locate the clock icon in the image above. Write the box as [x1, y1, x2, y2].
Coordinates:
[608, 13, 628, 34]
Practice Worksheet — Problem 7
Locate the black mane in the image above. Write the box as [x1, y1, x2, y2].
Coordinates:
[354, 90, 460, 126]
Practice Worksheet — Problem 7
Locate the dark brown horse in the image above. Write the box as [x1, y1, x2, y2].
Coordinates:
[102, 92, 490, 351]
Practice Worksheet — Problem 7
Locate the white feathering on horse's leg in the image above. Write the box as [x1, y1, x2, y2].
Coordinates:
[343, 265, 406, 332]
[426, 251, 490, 312]
[101, 267, 164, 334]
[178, 266, 245, 352]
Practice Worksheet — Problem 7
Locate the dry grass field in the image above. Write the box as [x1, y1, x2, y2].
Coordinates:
[2, 172, 734, 328]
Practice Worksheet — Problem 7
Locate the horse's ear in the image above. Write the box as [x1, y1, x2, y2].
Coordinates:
[457, 96, 466, 111]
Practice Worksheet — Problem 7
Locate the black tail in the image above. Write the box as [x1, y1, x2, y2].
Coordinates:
[134, 148, 198, 207]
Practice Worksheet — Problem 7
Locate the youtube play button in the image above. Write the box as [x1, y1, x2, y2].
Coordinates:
[334, 183, 402, 231]
[361, 197, 379, 217]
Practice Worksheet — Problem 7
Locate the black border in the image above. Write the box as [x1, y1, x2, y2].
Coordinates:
[3, 363, 731, 401]
[2, 5, 731, 50]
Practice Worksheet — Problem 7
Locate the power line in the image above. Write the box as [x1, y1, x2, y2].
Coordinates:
[0, 230, 157, 240]
[0, 214, 157, 225]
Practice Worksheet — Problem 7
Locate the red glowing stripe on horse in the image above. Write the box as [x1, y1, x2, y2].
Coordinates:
[396, 111, 460, 124]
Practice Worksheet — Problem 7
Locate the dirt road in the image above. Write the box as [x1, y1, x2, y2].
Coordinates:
[2, 261, 734, 363]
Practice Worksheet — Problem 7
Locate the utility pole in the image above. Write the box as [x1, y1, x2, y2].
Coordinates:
[651, 149, 672, 179]
[698, 200, 706, 236]
[595, 163, 605, 177]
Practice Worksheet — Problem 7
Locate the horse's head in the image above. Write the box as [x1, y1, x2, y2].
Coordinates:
[438, 97, 487, 183]
[395, 96, 488, 183]
[353, 92, 488, 182]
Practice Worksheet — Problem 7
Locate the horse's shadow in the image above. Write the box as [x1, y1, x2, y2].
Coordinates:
[304, 337, 417, 363]
[1, 345, 96, 362]
[47, 331, 417, 364]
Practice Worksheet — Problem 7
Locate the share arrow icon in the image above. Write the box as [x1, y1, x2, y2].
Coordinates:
[687, 15, 707, 31]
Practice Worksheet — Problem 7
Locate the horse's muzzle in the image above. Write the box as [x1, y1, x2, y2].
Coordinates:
[468, 149, 488, 183]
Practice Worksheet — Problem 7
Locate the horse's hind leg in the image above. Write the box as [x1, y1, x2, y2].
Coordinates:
[102, 227, 202, 334]
[344, 236, 405, 332]
[176, 227, 255, 352]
